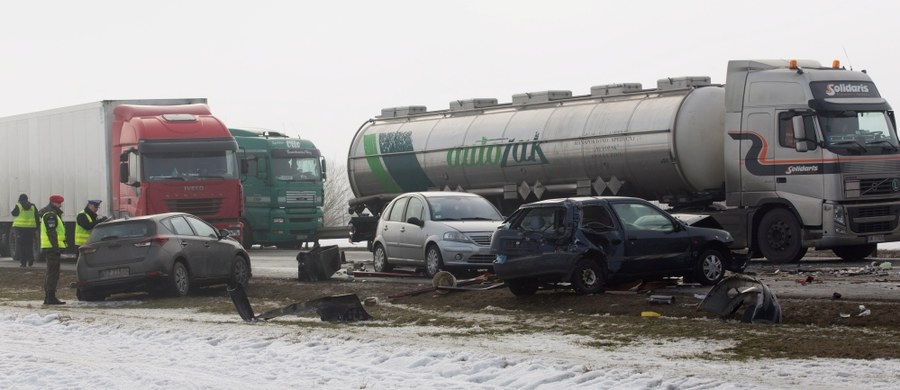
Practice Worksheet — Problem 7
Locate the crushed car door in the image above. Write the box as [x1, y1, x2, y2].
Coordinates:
[610, 202, 690, 274]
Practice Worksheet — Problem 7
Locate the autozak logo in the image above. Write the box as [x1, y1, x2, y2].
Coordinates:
[785, 165, 818, 175]
[447, 132, 549, 168]
[825, 83, 870, 96]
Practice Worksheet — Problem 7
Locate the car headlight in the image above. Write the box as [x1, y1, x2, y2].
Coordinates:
[273, 217, 285, 224]
[833, 205, 846, 226]
[443, 231, 471, 243]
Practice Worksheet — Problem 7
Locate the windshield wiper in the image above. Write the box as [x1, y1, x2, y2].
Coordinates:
[195, 175, 226, 180]
[460, 217, 497, 221]
[151, 176, 187, 181]
[865, 140, 899, 152]
[435, 217, 459, 221]
[830, 140, 868, 153]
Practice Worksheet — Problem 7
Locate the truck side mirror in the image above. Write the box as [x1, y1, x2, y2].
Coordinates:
[240, 159, 249, 175]
[792, 116, 808, 153]
[321, 157, 327, 181]
[119, 162, 129, 184]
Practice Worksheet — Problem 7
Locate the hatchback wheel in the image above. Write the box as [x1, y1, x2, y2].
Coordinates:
[373, 244, 392, 272]
[506, 278, 539, 297]
[425, 245, 444, 278]
[570, 259, 605, 294]
[694, 248, 725, 286]
[76, 288, 106, 302]
[168, 261, 191, 297]
[230, 256, 251, 287]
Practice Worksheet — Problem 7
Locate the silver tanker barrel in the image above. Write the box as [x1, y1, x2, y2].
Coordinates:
[347, 77, 726, 216]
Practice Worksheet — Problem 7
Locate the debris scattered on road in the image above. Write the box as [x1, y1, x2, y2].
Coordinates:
[832, 292, 842, 300]
[840, 313, 851, 318]
[646, 295, 675, 304]
[641, 311, 661, 318]
[296, 244, 341, 282]
[697, 274, 782, 324]
[226, 283, 372, 322]
[794, 275, 816, 285]
[857, 305, 871, 317]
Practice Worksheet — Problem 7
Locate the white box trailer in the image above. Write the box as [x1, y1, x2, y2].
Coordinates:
[0, 98, 207, 256]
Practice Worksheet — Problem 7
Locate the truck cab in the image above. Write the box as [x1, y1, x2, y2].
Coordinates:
[230, 128, 325, 248]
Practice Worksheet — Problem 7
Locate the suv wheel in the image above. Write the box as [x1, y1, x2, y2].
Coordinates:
[168, 261, 191, 297]
[373, 244, 393, 272]
[570, 259, 605, 294]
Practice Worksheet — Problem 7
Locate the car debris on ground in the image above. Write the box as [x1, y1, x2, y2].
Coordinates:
[227, 283, 372, 322]
[697, 274, 782, 324]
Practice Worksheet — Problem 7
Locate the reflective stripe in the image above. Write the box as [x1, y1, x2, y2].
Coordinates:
[12, 203, 36, 228]
[74, 211, 94, 245]
[40, 211, 67, 249]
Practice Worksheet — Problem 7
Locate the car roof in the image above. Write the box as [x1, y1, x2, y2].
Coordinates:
[402, 191, 484, 199]
[522, 196, 647, 207]
[101, 212, 195, 223]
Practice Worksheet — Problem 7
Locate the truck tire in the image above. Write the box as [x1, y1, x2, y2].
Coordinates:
[570, 259, 605, 294]
[832, 244, 877, 262]
[757, 208, 805, 264]
[372, 244, 393, 272]
[694, 248, 725, 285]
[506, 278, 539, 297]
[240, 220, 254, 249]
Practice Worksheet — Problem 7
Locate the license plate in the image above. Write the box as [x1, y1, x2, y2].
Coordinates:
[100, 267, 129, 278]
[866, 235, 885, 243]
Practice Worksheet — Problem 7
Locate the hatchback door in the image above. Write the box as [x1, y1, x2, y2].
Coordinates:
[381, 197, 408, 260]
[186, 216, 234, 278]
[610, 202, 691, 275]
[165, 216, 207, 277]
[397, 196, 427, 260]
[79, 221, 156, 280]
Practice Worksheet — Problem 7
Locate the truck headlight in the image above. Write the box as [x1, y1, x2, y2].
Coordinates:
[273, 217, 285, 224]
[443, 231, 471, 243]
[833, 205, 846, 226]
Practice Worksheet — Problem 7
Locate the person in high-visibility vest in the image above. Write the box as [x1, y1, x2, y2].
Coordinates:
[10, 193, 39, 267]
[74, 200, 108, 260]
[39, 194, 67, 305]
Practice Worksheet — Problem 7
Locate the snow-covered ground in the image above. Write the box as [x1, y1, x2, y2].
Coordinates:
[2, 303, 899, 389]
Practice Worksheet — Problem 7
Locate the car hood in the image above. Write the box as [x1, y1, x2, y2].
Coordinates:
[438, 220, 504, 232]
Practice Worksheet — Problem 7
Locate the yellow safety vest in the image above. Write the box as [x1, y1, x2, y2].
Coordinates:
[40, 211, 68, 249]
[74, 211, 94, 245]
[12, 203, 37, 228]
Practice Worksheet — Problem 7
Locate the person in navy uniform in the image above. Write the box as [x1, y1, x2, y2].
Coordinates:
[39, 195, 67, 305]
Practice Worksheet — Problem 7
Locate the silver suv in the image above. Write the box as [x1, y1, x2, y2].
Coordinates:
[373, 192, 504, 277]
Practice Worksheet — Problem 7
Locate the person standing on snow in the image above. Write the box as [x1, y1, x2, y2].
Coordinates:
[39, 194, 67, 305]
[10, 193, 39, 267]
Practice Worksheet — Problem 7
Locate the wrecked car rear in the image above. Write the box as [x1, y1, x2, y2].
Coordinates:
[490, 196, 745, 296]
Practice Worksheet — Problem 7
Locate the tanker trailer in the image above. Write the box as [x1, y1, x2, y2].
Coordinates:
[348, 59, 900, 264]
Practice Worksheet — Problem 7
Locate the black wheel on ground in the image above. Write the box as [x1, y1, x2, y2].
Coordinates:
[424, 244, 445, 278]
[506, 278, 540, 297]
[694, 248, 725, 286]
[570, 259, 606, 294]
[76, 288, 106, 302]
[240, 220, 253, 249]
[757, 208, 805, 264]
[168, 261, 191, 297]
[229, 255, 251, 287]
[832, 244, 877, 262]
[372, 244, 393, 272]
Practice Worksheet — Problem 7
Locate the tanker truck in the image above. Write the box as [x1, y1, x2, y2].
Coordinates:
[346, 59, 900, 263]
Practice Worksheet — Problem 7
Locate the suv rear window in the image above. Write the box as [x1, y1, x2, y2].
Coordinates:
[87, 221, 154, 243]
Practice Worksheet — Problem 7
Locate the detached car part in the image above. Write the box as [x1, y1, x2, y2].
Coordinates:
[227, 283, 372, 322]
[697, 274, 782, 324]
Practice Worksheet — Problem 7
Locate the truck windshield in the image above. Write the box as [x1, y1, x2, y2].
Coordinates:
[142, 150, 238, 181]
[272, 157, 321, 181]
[818, 111, 899, 153]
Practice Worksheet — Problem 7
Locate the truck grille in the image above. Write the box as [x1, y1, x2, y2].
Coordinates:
[467, 233, 493, 246]
[848, 204, 899, 234]
[846, 177, 900, 198]
[285, 191, 316, 204]
[165, 198, 222, 216]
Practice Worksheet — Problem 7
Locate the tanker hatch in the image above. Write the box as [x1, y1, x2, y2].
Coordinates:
[512, 90, 572, 105]
[657, 76, 711, 90]
[450, 98, 498, 111]
[379, 106, 427, 118]
[591, 83, 643, 97]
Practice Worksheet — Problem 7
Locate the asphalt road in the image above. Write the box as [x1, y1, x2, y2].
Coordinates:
[2, 248, 898, 301]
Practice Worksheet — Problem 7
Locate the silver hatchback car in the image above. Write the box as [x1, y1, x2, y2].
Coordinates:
[373, 192, 504, 277]
[75, 212, 252, 301]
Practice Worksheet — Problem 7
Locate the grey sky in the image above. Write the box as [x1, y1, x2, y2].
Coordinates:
[2, 0, 896, 163]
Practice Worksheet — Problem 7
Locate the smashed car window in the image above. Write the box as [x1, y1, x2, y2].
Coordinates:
[581, 205, 615, 232]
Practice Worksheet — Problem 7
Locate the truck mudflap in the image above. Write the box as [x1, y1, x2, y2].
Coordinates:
[227, 283, 372, 322]
[697, 274, 782, 324]
[296, 244, 341, 281]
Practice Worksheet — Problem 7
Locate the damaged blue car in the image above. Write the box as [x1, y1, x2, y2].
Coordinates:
[490, 197, 746, 296]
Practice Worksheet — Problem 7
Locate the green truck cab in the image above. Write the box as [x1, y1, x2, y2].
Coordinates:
[230, 128, 326, 248]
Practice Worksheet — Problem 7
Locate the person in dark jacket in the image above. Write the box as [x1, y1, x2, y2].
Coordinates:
[39, 195, 67, 305]
[10, 193, 39, 267]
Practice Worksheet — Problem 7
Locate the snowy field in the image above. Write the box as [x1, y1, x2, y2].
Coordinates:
[2, 303, 900, 389]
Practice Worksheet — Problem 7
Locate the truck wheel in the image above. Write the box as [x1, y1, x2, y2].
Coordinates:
[424, 245, 445, 278]
[832, 244, 877, 262]
[168, 261, 191, 297]
[570, 259, 605, 294]
[240, 220, 254, 249]
[506, 278, 539, 297]
[229, 255, 251, 287]
[757, 208, 804, 264]
[373, 244, 393, 272]
[694, 248, 725, 285]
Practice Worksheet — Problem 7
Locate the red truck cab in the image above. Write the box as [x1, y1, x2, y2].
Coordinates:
[112, 104, 243, 239]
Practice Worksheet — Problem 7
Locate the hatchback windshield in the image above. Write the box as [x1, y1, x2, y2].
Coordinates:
[86, 221, 154, 243]
[428, 196, 502, 221]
